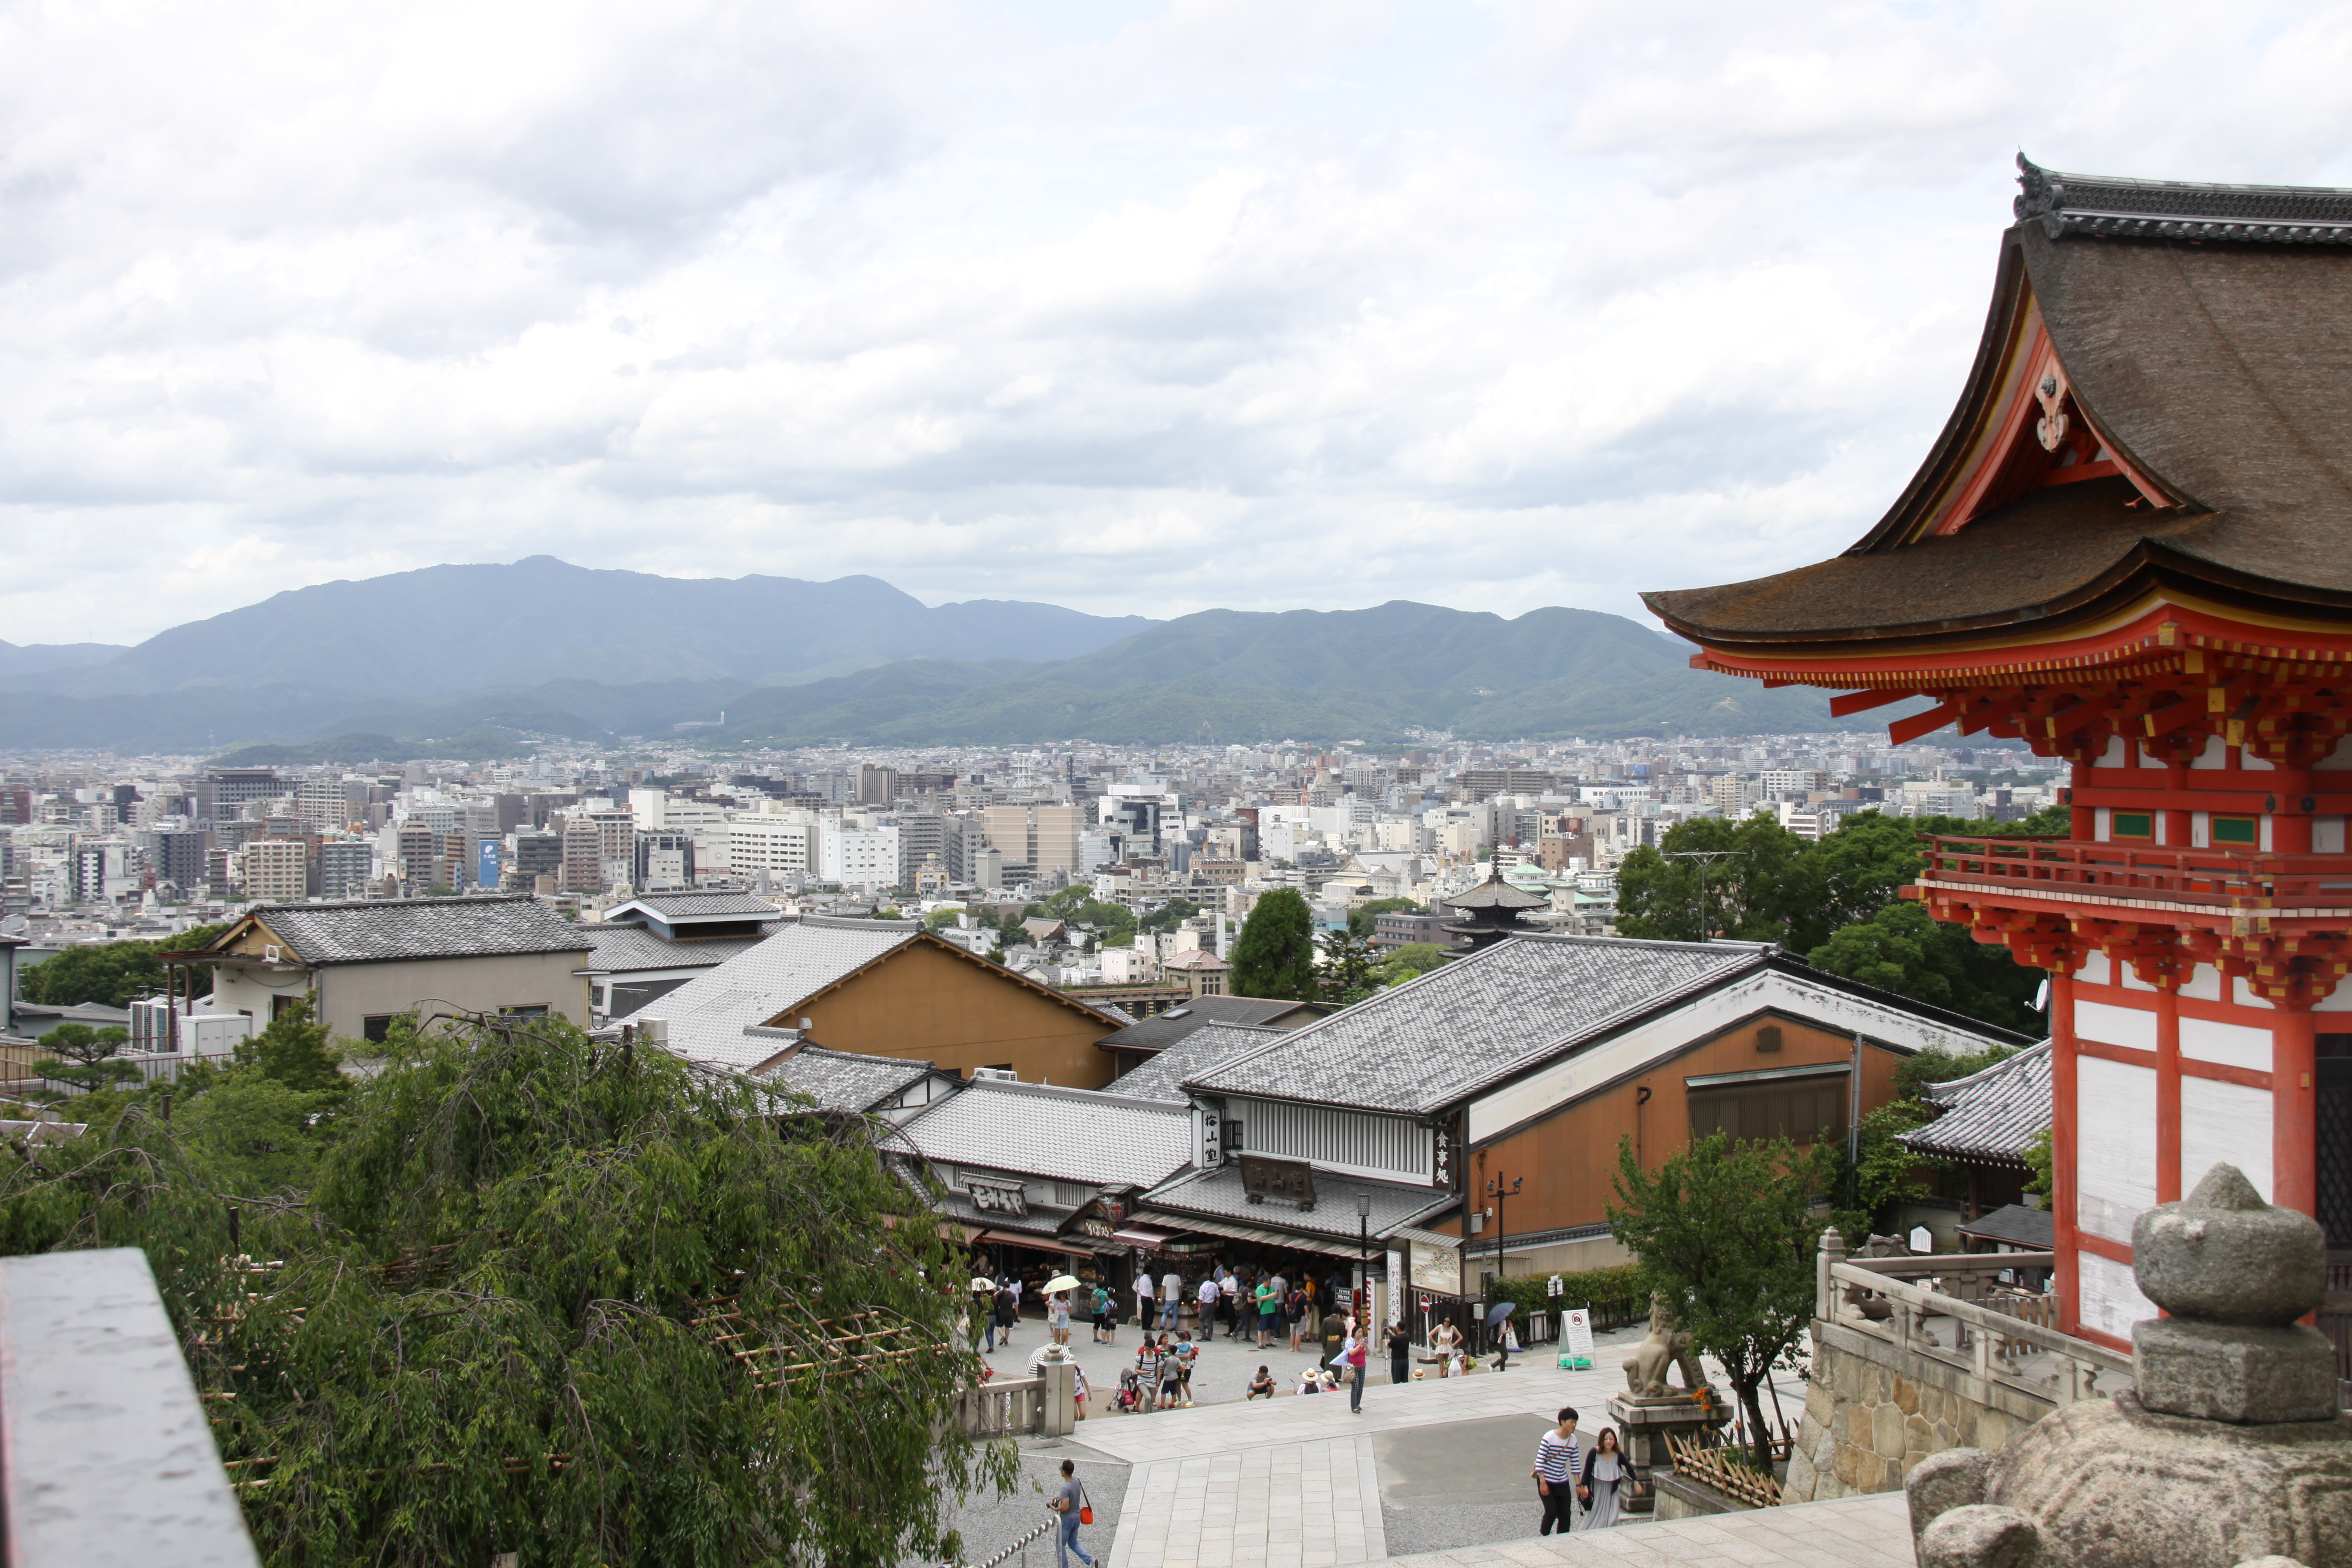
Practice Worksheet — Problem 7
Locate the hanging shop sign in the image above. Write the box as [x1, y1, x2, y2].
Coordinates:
[1238, 1153, 1317, 1210]
[965, 1176, 1028, 1218]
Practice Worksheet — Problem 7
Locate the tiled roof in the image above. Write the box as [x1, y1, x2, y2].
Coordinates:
[1109, 1023, 1285, 1103]
[578, 924, 776, 974]
[1184, 934, 1768, 1116]
[886, 1078, 1195, 1189]
[611, 891, 781, 920]
[638, 922, 921, 1070]
[243, 896, 593, 965]
[764, 1045, 939, 1116]
[1898, 1042, 2050, 1166]
[1958, 1202, 2054, 1250]
[1098, 996, 1317, 1056]
[1138, 1163, 1456, 1243]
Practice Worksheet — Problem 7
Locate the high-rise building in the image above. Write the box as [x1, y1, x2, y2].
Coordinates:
[727, 816, 816, 881]
[560, 816, 607, 893]
[395, 821, 441, 890]
[855, 764, 897, 805]
[634, 831, 696, 889]
[144, 828, 211, 892]
[318, 838, 374, 901]
[243, 837, 311, 903]
[196, 768, 286, 826]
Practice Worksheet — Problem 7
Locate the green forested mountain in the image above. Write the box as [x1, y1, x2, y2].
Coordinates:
[0, 583, 1927, 754]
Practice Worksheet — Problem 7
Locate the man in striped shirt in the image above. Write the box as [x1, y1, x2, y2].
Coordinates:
[1532, 1406, 1582, 1536]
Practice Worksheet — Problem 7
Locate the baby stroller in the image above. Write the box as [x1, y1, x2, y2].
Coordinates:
[1114, 1365, 1146, 1414]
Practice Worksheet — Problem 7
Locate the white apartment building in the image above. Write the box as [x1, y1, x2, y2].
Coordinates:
[818, 818, 901, 891]
[728, 815, 818, 879]
[243, 838, 310, 902]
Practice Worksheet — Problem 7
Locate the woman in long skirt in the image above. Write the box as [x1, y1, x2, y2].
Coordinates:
[1579, 1428, 1633, 1529]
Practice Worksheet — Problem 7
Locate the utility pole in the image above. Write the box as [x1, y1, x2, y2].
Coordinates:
[1666, 849, 1745, 941]
[1484, 1174, 1522, 1296]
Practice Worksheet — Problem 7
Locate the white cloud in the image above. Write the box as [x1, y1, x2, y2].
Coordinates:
[0, 0, 2346, 646]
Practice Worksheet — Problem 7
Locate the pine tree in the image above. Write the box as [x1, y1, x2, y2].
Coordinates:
[1231, 887, 1317, 1000]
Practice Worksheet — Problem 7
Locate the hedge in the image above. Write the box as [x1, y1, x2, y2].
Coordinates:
[1483, 1262, 1650, 1329]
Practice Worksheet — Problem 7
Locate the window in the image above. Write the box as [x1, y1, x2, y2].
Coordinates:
[361, 1015, 394, 1043]
[1687, 1073, 1848, 1145]
[1050, 1182, 1091, 1208]
[2110, 811, 2155, 842]
[271, 994, 302, 1020]
[2212, 815, 2258, 848]
[500, 1005, 549, 1019]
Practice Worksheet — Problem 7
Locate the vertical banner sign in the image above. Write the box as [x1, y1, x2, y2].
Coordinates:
[1562, 1307, 1595, 1369]
[477, 841, 503, 890]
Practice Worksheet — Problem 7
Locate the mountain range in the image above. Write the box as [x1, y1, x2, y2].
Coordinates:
[0, 559, 1917, 755]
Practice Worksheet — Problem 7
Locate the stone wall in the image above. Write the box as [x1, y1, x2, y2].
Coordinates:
[1781, 1317, 2053, 1502]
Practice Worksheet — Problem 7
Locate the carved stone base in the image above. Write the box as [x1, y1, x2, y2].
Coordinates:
[2133, 1319, 2340, 1425]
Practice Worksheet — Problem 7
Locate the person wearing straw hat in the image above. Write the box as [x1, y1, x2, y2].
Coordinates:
[1045, 1272, 1081, 1347]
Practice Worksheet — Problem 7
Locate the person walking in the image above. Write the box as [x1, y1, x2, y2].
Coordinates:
[1160, 1268, 1182, 1331]
[1385, 1320, 1412, 1384]
[1533, 1407, 1582, 1537]
[1175, 1330, 1200, 1406]
[1050, 1458, 1093, 1568]
[1155, 1334, 1185, 1411]
[1253, 1274, 1279, 1349]
[993, 1285, 1018, 1350]
[1133, 1268, 1156, 1332]
[1578, 1428, 1632, 1530]
[1196, 1274, 1219, 1338]
[978, 1282, 1000, 1352]
[1219, 1269, 1240, 1337]
[1345, 1326, 1369, 1413]
[1049, 1290, 1073, 1347]
[1090, 1282, 1116, 1344]
[1284, 1282, 1308, 1355]
[1300, 1274, 1321, 1342]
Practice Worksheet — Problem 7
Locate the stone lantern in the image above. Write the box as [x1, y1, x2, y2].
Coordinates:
[1907, 1163, 2351, 1567]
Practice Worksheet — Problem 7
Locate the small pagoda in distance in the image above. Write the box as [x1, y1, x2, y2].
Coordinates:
[1441, 850, 1549, 952]
[1645, 154, 2352, 1351]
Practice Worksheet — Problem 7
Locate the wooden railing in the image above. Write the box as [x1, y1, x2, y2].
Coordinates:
[1816, 1236, 2132, 1409]
[1915, 835, 2352, 916]
[1666, 1432, 1782, 1509]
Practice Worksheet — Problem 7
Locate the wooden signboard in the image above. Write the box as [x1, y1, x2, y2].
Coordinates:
[1238, 1153, 1317, 1209]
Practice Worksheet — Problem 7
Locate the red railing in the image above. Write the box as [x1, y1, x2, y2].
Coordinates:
[1916, 835, 2352, 915]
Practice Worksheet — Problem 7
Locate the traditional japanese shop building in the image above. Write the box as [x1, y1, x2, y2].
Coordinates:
[1646, 157, 2352, 1346]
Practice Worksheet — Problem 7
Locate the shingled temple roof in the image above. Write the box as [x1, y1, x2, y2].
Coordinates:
[1644, 156, 2352, 658]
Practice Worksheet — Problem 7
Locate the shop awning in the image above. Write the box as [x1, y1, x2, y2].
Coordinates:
[1133, 1211, 1376, 1261]
[980, 1230, 1118, 1258]
[1112, 1225, 1179, 1247]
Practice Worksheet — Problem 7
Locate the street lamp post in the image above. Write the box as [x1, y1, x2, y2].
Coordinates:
[1484, 1175, 1522, 1302]
[1356, 1190, 1372, 1323]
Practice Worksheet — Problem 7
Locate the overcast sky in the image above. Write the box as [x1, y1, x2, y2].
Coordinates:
[5, 0, 2349, 646]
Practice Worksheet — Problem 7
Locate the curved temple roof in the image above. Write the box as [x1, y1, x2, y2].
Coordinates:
[1645, 156, 2352, 663]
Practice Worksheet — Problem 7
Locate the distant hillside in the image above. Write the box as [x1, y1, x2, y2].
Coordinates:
[0, 582, 1936, 753]
[0, 557, 1155, 699]
[0, 639, 128, 677]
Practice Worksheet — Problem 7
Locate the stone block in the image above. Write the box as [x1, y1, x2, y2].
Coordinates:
[1832, 1441, 1867, 1490]
[1783, 1447, 1816, 1503]
[1920, 1382, 1943, 1424]
[1872, 1403, 1906, 1457]
[1805, 1380, 1835, 1428]
[1893, 1375, 1920, 1416]
[1883, 1456, 1903, 1491]
[1906, 1414, 1933, 1452]
[2133, 1318, 2340, 1424]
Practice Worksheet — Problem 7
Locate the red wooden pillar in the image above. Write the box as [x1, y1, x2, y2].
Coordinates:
[2052, 967, 2080, 1332]
[2274, 769, 2315, 854]
[2155, 984, 2182, 1204]
[2275, 1005, 2319, 1217]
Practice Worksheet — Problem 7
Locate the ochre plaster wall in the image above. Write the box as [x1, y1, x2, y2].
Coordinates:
[1450, 1015, 1911, 1246]
[799, 941, 1117, 1087]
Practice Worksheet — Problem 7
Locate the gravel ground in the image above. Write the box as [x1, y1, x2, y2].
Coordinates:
[908, 1436, 1130, 1568]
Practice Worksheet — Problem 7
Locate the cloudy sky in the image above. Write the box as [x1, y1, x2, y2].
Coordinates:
[5, 0, 2350, 646]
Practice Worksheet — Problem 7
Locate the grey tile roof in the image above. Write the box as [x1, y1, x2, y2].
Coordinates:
[577, 923, 776, 974]
[1898, 1042, 2050, 1166]
[886, 1078, 1195, 1189]
[245, 895, 593, 965]
[763, 1045, 940, 1116]
[1185, 934, 1770, 1116]
[1097, 995, 1317, 1056]
[1138, 1163, 1456, 1243]
[1110, 1023, 1286, 1103]
[611, 891, 781, 920]
[638, 922, 920, 1070]
[1958, 1203, 2054, 1250]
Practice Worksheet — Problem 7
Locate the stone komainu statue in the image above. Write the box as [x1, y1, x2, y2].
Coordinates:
[1907, 1164, 2351, 1568]
[1622, 1291, 1709, 1398]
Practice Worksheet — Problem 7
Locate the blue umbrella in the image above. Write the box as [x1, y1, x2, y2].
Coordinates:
[1486, 1301, 1516, 1327]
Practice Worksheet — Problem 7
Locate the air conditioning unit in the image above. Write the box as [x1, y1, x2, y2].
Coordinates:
[972, 1067, 1018, 1082]
[635, 1017, 669, 1047]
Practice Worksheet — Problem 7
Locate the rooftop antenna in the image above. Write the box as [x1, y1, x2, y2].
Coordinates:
[1665, 849, 1745, 941]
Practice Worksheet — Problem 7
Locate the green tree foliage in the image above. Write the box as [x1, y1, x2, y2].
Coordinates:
[923, 908, 963, 932]
[2017, 802, 2072, 836]
[1137, 897, 1203, 934]
[1831, 1041, 2019, 1237]
[2022, 1125, 2053, 1201]
[1231, 887, 1317, 1000]
[28, 1024, 140, 1097]
[1609, 1132, 1835, 1470]
[18, 922, 230, 1008]
[1373, 943, 1454, 989]
[1314, 927, 1380, 1006]
[1613, 814, 1825, 949]
[1346, 896, 1422, 938]
[0, 1016, 1010, 1567]
[1040, 886, 1137, 946]
[232, 999, 349, 1095]
[1806, 902, 2043, 1032]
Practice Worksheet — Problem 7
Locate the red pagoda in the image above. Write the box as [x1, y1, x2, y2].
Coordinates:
[1646, 156, 2352, 1348]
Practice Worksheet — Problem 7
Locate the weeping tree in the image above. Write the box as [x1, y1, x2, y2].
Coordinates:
[0, 1015, 1012, 1568]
